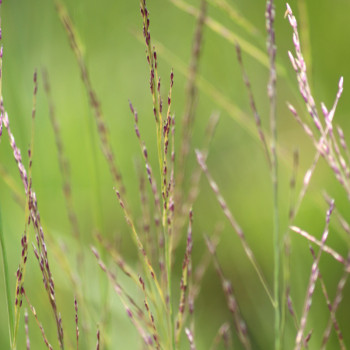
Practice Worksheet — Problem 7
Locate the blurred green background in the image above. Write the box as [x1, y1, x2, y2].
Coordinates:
[1, 0, 350, 349]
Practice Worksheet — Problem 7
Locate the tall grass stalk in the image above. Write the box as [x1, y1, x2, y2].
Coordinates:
[265, 1, 280, 349]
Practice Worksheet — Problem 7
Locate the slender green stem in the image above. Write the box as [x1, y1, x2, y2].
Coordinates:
[273, 168, 280, 350]
[270, 91, 280, 350]
[0, 208, 15, 349]
[266, 1, 280, 348]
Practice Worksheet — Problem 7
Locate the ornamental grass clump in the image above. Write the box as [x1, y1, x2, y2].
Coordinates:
[1, 0, 350, 349]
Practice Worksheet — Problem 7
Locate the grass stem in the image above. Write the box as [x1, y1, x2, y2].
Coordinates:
[266, 1, 280, 348]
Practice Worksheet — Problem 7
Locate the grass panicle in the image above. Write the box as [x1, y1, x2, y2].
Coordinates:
[140, 0, 164, 178]
[4, 87, 64, 348]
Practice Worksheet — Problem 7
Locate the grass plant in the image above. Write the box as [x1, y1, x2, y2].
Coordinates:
[1, 0, 350, 349]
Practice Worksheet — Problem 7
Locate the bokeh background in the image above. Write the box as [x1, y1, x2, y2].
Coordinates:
[1, 0, 350, 348]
